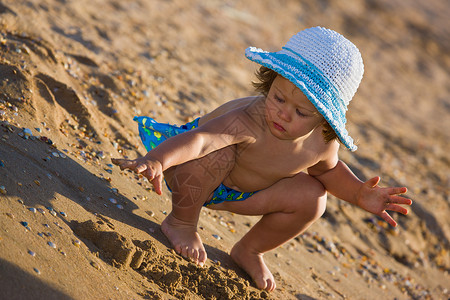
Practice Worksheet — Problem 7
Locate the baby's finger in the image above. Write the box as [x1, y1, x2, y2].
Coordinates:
[135, 164, 148, 174]
[152, 174, 163, 195]
[112, 159, 137, 171]
[388, 186, 407, 195]
[111, 158, 129, 167]
[385, 203, 409, 215]
[380, 211, 397, 227]
[389, 195, 412, 205]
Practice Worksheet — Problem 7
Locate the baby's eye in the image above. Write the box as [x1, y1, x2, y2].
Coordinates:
[296, 109, 306, 117]
[275, 95, 284, 103]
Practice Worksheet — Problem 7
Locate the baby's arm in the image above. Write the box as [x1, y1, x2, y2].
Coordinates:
[309, 154, 412, 227]
[113, 110, 255, 194]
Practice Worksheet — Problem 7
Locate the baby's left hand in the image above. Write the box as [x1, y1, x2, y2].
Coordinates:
[356, 176, 412, 227]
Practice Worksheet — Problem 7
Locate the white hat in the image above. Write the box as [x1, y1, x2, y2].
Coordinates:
[246, 26, 364, 151]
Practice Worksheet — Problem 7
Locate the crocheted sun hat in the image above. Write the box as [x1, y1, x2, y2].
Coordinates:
[245, 26, 364, 151]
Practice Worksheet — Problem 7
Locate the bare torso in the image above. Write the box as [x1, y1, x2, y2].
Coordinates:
[198, 96, 335, 192]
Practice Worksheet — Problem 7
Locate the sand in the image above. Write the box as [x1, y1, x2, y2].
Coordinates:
[0, 0, 449, 299]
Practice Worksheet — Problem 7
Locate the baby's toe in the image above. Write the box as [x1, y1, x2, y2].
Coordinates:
[198, 250, 207, 267]
[190, 248, 200, 263]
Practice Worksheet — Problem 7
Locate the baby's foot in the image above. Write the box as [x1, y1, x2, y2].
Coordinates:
[161, 213, 207, 266]
[230, 241, 276, 292]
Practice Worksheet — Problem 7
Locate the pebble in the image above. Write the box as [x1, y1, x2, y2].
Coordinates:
[212, 234, 221, 240]
[0, 186, 6, 194]
[28, 250, 36, 257]
[33, 268, 40, 275]
[21, 128, 33, 139]
[116, 204, 123, 209]
[28, 207, 37, 213]
[96, 151, 106, 159]
[72, 239, 81, 247]
[0, 161, 4, 167]
[109, 198, 117, 204]
[20, 221, 31, 230]
[47, 241, 56, 248]
[60, 211, 67, 217]
[90, 261, 100, 270]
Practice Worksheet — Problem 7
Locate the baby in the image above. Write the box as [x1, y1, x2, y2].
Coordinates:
[112, 27, 411, 291]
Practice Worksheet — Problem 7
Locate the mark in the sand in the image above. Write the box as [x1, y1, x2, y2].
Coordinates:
[35, 72, 96, 135]
[72, 217, 266, 299]
[0, 4, 16, 16]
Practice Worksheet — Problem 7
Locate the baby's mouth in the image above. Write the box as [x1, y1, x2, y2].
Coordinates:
[273, 122, 285, 132]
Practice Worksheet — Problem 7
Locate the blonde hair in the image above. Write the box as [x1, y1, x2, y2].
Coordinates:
[252, 66, 340, 144]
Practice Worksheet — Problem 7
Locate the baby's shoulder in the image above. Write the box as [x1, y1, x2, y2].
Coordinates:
[306, 140, 340, 175]
[199, 96, 264, 124]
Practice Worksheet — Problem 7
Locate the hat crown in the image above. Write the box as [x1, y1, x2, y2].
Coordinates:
[284, 27, 364, 106]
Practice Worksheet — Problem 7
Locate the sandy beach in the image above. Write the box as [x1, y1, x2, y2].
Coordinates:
[0, 0, 449, 299]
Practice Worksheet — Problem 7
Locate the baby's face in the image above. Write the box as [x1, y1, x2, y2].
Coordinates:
[264, 76, 324, 140]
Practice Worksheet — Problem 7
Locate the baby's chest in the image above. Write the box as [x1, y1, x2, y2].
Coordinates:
[236, 145, 318, 177]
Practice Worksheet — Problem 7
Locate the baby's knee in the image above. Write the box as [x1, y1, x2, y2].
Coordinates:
[294, 175, 327, 220]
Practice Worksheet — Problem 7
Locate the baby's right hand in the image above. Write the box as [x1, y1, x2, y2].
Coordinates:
[111, 157, 164, 195]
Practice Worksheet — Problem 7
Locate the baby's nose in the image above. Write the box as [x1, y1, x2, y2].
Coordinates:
[278, 109, 291, 122]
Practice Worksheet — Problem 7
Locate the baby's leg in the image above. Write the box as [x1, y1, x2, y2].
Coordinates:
[210, 173, 327, 291]
[162, 146, 235, 265]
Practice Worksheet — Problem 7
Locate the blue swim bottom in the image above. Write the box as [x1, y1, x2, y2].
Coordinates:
[204, 184, 256, 207]
[134, 116, 200, 152]
[134, 116, 257, 206]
